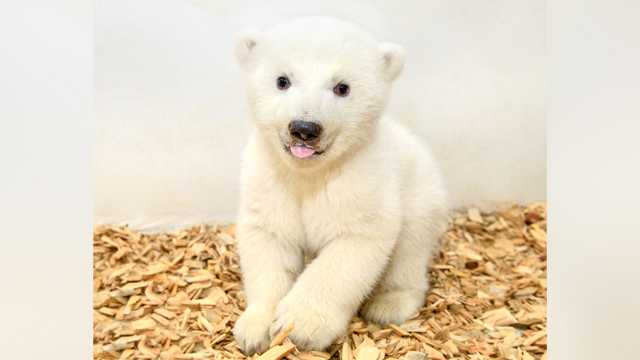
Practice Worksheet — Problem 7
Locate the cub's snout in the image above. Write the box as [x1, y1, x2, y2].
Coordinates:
[289, 120, 323, 141]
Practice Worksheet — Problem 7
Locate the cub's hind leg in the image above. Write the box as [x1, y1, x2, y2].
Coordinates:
[361, 215, 444, 325]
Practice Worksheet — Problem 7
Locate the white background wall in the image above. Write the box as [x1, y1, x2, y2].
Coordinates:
[95, 0, 545, 229]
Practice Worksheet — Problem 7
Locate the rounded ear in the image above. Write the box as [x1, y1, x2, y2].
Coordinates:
[378, 42, 406, 81]
[234, 30, 263, 70]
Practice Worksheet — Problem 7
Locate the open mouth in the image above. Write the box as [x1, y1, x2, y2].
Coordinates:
[287, 143, 325, 159]
[289, 144, 316, 159]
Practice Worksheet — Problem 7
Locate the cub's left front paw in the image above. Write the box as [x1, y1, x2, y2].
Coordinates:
[233, 305, 274, 355]
[270, 295, 349, 351]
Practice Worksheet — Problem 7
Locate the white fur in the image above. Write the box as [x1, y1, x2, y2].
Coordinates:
[232, 17, 448, 353]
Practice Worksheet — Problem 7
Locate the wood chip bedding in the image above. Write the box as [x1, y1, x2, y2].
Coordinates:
[94, 203, 547, 360]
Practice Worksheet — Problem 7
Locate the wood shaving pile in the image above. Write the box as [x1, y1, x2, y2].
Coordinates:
[94, 203, 547, 360]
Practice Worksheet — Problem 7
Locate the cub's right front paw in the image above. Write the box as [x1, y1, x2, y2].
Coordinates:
[232, 305, 274, 355]
[269, 293, 349, 351]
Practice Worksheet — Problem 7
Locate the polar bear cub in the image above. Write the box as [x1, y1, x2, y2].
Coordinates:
[232, 17, 448, 353]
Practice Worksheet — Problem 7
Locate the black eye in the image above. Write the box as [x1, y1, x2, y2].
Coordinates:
[276, 76, 291, 90]
[333, 83, 350, 97]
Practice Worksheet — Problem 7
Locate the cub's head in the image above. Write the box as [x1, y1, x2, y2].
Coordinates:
[235, 17, 405, 171]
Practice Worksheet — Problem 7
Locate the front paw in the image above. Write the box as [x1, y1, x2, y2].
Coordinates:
[233, 305, 274, 355]
[270, 295, 349, 351]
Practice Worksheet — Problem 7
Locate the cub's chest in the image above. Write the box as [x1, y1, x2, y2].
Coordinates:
[297, 190, 353, 253]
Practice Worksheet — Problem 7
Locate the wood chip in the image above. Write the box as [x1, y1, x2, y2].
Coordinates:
[355, 346, 380, 360]
[422, 344, 445, 360]
[400, 351, 426, 360]
[271, 323, 295, 347]
[257, 343, 296, 360]
[153, 308, 176, 320]
[467, 208, 484, 223]
[131, 317, 156, 331]
[482, 307, 518, 327]
[93, 203, 547, 360]
[341, 341, 353, 360]
[389, 324, 410, 337]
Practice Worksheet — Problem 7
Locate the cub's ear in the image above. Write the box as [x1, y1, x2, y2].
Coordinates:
[234, 30, 263, 70]
[378, 42, 406, 81]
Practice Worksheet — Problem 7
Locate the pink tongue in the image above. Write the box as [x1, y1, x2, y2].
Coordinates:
[290, 145, 315, 159]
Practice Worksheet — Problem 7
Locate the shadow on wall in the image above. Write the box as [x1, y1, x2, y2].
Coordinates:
[94, 0, 545, 230]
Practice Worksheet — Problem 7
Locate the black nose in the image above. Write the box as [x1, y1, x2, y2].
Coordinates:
[289, 120, 322, 141]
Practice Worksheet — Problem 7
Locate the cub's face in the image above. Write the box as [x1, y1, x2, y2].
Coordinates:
[235, 17, 405, 171]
